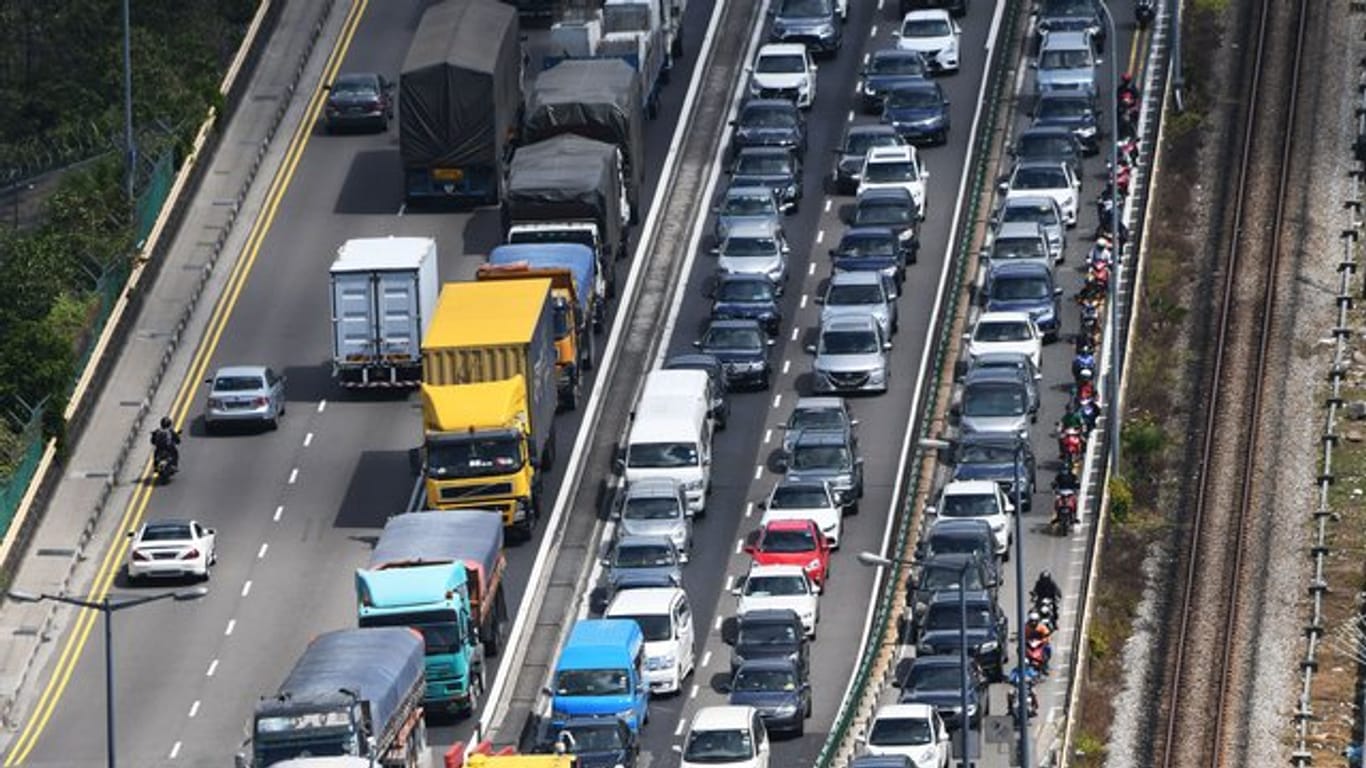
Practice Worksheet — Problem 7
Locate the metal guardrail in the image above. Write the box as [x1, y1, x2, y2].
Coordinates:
[812, 1, 1025, 763]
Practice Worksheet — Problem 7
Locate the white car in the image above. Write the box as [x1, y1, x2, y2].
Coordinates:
[732, 564, 821, 637]
[759, 478, 843, 548]
[927, 480, 1014, 557]
[750, 43, 817, 109]
[605, 587, 697, 694]
[1001, 160, 1081, 226]
[860, 703, 952, 767]
[858, 145, 928, 217]
[677, 706, 771, 768]
[126, 519, 217, 582]
[965, 311, 1042, 371]
[894, 10, 960, 73]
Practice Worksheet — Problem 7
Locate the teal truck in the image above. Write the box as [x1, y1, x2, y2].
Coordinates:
[356, 511, 508, 714]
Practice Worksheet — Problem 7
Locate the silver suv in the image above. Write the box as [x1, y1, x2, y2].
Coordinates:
[712, 218, 791, 293]
[1034, 29, 1098, 96]
[994, 197, 1063, 263]
[806, 315, 892, 394]
[617, 479, 694, 560]
[818, 271, 898, 340]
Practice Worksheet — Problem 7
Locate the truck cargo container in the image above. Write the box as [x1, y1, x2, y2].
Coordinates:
[504, 135, 628, 273]
[329, 237, 439, 388]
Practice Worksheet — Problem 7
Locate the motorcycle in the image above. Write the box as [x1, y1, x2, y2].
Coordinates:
[153, 447, 177, 484]
[1007, 667, 1040, 719]
[1135, 0, 1155, 28]
[1072, 352, 1097, 387]
[1032, 595, 1059, 631]
[1059, 426, 1086, 473]
[1025, 637, 1051, 675]
[1051, 488, 1078, 534]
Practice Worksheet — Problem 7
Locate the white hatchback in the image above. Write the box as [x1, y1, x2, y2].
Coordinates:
[732, 563, 821, 637]
[928, 479, 1014, 557]
[860, 703, 952, 767]
[858, 145, 928, 217]
[965, 311, 1043, 371]
[894, 10, 960, 73]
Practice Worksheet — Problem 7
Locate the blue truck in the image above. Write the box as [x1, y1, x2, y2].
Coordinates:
[547, 619, 651, 732]
[356, 510, 507, 715]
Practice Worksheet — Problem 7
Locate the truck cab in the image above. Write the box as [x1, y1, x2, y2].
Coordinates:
[549, 619, 651, 732]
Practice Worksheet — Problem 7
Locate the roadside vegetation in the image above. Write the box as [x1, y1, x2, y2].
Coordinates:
[0, 1, 256, 474]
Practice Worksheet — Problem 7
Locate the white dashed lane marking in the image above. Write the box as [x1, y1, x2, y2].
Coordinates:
[257, 543, 268, 560]
[317, 399, 327, 413]
[188, 700, 200, 718]
[169, 742, 181, 759]
[288, 468, 299, 485]
[241, 581, 252, 598]
[303, 432, 313, 447]
[206, 659, 219, 677]
[225, 619, 235, 636]
[273, 505, 283, 522]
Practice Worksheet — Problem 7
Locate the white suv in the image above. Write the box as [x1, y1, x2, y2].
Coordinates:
[678, 706, 771, 768]
[732, 563, 821, 636]
[605, 587, 697, 694]
[928, 479, 1014, 557]
[860, 703, 952, 767]
[858, 145, 929, 216]
[894, 9, 960, 73]
[750, 43, 817, 109]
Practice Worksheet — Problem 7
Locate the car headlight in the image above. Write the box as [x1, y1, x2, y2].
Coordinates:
[617, 708, 638, 721]
[772, 704, 799, 716]
[787, 652, 800, 665]
[806, 558, 822, 572]
[683, 478, 705, 491]
[648, 653, 677, 670]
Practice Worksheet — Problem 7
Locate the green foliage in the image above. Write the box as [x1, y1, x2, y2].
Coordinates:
[1122, 415, 1168, 466]
[1087, 625, 1110, 660]
[1109, 475, 1133, 523]
[1073, 732, 1107, 759]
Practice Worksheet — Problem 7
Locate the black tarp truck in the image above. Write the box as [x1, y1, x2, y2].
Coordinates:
[400, 0, 522, 207]
[524, 58, 645, 224]
[503, 134, 629, 268]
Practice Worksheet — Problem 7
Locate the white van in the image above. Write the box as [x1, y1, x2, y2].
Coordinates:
[605, 587, 697, 694]
[623, 371, 714, 513]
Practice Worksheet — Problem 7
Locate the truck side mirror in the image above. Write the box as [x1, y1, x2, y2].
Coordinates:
[408, 447, 423, 475]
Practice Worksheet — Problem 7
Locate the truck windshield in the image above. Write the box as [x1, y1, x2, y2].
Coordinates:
[628, 442, 699, 468]
[256, 741, 351, 764]
[555, 669, 631, 696]
[359, 610, 464, 655]
[428, 436, 523, 478]
[508, 229, 597, 249]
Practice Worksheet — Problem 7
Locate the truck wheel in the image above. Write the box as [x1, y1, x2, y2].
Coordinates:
[583, 332, 596, 372]
[673, 30, 684, 59]
[646, 93, 659, 120]
[467, 668, 484, 716]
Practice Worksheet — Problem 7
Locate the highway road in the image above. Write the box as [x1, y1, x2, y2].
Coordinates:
[7, 0, 719, 764]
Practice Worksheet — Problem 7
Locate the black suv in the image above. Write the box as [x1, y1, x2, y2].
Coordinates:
[731, 99, 808, 160]
[710, 273, 783, 335]
[914, 589, 1010, 681]
[730, 609, 810, 677]
[1033, 91, 1102, 155]
[950, 433, 1037, 511]
[695, 319, 775, 390]
[900, 552, 999, 641]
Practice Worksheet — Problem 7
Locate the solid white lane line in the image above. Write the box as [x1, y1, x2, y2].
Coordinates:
[824, 199, 832, 213]
[188, 700, 200, 718]
[317, 399, 327, 413]
[764, 429, 773, 444]
[303, 432, 313, 447]
[273, 505, 283, 522]
[169, 742, 181, 759]
[702, 650, 713, 668]
[257, 543, 268, 560]
[782, 360, 791, 374]
[241, 581, 252, 598]
[288, 468, 298, 485]
[225, 619, 235, 636]
[206, 659, 219, 677]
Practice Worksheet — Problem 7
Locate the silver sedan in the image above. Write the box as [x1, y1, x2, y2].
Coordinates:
[203, 365, 286, 432]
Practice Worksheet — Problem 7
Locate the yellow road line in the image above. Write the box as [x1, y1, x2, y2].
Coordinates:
[3, 0, 369, 763]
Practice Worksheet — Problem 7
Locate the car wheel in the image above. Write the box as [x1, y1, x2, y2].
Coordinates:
[266, 416, 279, 431]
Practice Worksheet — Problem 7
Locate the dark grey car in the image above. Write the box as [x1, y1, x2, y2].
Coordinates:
[730, 147, 803, 212]
[779, 396, 857, 456]
[832, 125, 906, 193]
[771, 0, 843, 55]
[603, 535, 684, 595]
[725, 659, 812, 735]
[780, 428, 864, 510]
[731, 99, 808, 160]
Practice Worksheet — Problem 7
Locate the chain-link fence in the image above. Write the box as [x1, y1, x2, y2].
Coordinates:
[0, 402, 47, 538]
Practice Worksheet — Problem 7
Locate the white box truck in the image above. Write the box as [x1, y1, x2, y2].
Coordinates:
[329, 237, 439, 388]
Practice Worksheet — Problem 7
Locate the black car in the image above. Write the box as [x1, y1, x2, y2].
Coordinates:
[725, 658, 812, 735]
[914, 590, 1010, 681]
[730, 146, 804, 212]
[901, 552, 999, 640]
[830, 226, 905, 289]
[896, 654, 985, 730]
[1033, 91, 1102, 154]
[950, 433, 1037, 511]
[982, 261, 1063, 340]
[695, 319, 775, 390]
[710, 274, 783, 335]
[771, 0, 843, 55]
[731, 99, 808, 159]
[900, 0, 968, 17]
[730, 609, 810, 677]
[881, 81, 951, 145]
[323, 72, 393, 132]
[833, 125, 905, 193]
[664, 353, 731, 429]
[1035, 0, 1104, 51]
[916, 518, 1002, 584]
[536, 717, 639, 768]
[851, 188, 919, 262]
[860, 49, 930, 113]
[1011, 126, 1083, 178]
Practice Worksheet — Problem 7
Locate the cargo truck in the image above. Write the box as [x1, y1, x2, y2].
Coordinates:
[541, 0, 670, 121]
[504, 135, 628, 278]
[400, 0, 522, 207]
[329, 237, 439, 388]
[416, 280, 558, 539]
[240, 628, 428, 768]
[479, 244, 602, 410]
[448, 742, 577, 768]
[525, 59, 645, 222]
[357, 510, 508, 714]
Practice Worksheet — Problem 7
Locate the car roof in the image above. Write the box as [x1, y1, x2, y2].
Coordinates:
[851, 756, 915, 768]
[793, 396, 847, 411]
[942, 479, 1001, 495]
[822, 314, 880, 332]
[886, 80, 941, 96]
[717, 272, 775, 285]
[333, 72, 380, 85]
[707, 318, 767, 332]
[929, 518, 994, 535]
[212, 365, 267, 378]
[959, 430, 1030, 449]
[758, 42, 809, 56]
[994, 220, 1048, 237]
[867, 145, 916, 162]
[969, 349, 1035, 368]
[977, 310, 1034, 324]
[1041, 29, 1091, 48]
[664, 353, 722, 371]
[871, 47, 925, 61]
[762, 517, 819, 532]
[625, 477, 683, 498]
[964, 366, 1028, 386]
[792, 428, 851, 446]
[828, 270, 884, 286]
[910, 653, 972, 669]
[615, 534, 677, 548]
[926, 588, 992, 605]
[847, 124, 901, 140]
[770, 477, 832, 495]
[734, 657, 802, 674]
[919, 551, 990, 569]
[724, 185, 778, 199]
[690, 705, 757, 732]
[873, 703, 937, 721]
[857, 186, 914, 204]
[1014, 160, 1069, 173]
[747, 562, 810, 579]
[842, 226, 898, 240]
[742, 98, 799, 111]
[903, 8, 952, 20]
[738, 608, 804, 624]
[604, 586, 685, 615]
[988, 260, 1053, 279]
[737, 145, 797, 159]
[724, 218, 782, 238]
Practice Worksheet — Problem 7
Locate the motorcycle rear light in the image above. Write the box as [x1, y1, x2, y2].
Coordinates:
[180, 548, 200, 560]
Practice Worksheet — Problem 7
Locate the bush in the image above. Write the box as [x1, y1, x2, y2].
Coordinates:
[1109, 475, 1133, 523]
[1122, 414, 1168, 467]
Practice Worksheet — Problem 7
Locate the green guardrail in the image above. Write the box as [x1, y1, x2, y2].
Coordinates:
[0, 407, 46, 538]
[813, 1, 1025, 763]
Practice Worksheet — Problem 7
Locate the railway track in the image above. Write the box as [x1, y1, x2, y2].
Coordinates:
[1156, 0, 1310, 764]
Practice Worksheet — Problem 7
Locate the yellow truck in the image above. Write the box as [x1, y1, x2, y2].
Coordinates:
[416, 280, 558, 539]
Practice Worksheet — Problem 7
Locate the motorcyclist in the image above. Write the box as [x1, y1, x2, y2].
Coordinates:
[1024, 610, 1054, 673]
[1072, 346, 1097, 382]
[1117, 73, 1139, 109]
[1032, 569, 1063, 605]
[1052, 466, 1081, 494]
[151, 417, 180, 471]
[1007, 666, 1041, 717]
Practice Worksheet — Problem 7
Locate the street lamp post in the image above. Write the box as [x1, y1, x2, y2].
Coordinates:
[7, 587, 208, 768]
[122, 0, 137, 205]
[1095, 0, 1122, 474]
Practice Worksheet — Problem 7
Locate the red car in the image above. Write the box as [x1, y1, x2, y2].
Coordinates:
[744, 519, 831, 586]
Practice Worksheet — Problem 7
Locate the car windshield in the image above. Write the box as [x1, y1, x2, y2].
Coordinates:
[624, 497, 682, 520]
[628, 442, 699, 468]
[821, 329, 881, 354]
[745, 574, 809, 596]
[864, 160, 917, 183]
[959, 443, 1017, 464]
[790, 407, 846, 432]
[1013, 167, 1067, 190]
[964, 384, 1026, 417]
[736, 154, 792, 175]
[717, 279, 776, 302]
[1044, 0, 1096, 15]
[940, 493, 1000, 518]
[1002, 203, 1057, 226]
[614, 613, 672, 642]
[871, 53, 926, 75]
[735, 667, 799, 691]
[928, 532, 990, 556]
[790, 444, 850, 470]
[704, 326, 765, 350]
[142, 523, 192, 541]
[886, 88, 940, 109]
[770, 484, 831, 509]
[560, 724, 625, 752]
[212, 375, 264, 391]
[614, 543, 676, 568]
[993, 275, 1051, 300]
[740, 622, 798, 645]
[331, 76, 377, 95]
[722, 237, 780, 258]
[555, 669, 630, 696]
[855, 201, 913, 226]
[743, 105, 799, 128]
[925, 602, 993, 630]
[427, 436, 523, 479]
[1040, 48, 1091, 69]
[780, 0, 832, 15]
[903, 18, 952, 36]
[837, 235, 897, 258]
[1039, 98, 1091, 122]
[907, 663, 964, 690]
[723, 193, 776, 216]
[683, 730, 754, 763]
[845, 131, 901, 156]
[991, 237, 1047, 260]
[921, 563, 987, 591]
[974, 320, 1032, 342]
[761, 527, 818, 552]
[827, 283, 885, 305]
[870, 717, 934, 747]
[757, 53, 808, 73]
